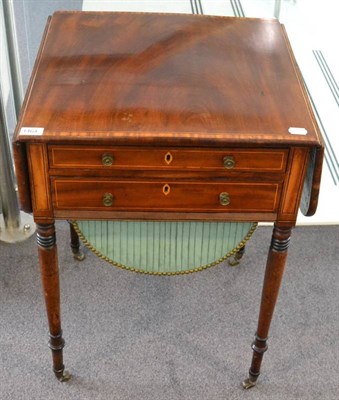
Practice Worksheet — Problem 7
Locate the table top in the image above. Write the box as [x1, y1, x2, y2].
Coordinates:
[15, 11, 321, 148]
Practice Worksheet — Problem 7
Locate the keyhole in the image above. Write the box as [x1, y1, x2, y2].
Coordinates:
[164, 152, 173, 165]
[163, 184, 171, 195]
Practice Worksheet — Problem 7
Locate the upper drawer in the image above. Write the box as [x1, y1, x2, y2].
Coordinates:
[48, 146, 288, 173]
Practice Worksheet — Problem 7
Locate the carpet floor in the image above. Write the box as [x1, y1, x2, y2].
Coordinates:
[1, 223, 338, 400]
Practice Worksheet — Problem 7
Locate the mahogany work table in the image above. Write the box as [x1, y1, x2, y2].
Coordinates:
[13, 11, 324, 388]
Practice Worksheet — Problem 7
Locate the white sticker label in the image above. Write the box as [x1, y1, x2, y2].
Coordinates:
[20, 127, 44, 136]
[288, 127, 308, 135]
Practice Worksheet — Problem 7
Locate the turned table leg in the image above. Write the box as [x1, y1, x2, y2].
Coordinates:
[243, 224, 292, 389]
[69, 223, 85, 261]
[37, 223, 70, 382]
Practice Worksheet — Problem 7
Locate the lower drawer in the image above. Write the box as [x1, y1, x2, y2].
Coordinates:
[52, 179, 281, 213]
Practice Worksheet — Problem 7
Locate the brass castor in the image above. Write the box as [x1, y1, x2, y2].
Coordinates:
[55, 369, 71, 382]
[228, 246, 245, 267]
[72, 249, 85, 261]
[242, 377, 257, 389]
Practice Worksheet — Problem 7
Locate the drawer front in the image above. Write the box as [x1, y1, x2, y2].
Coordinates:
[52, 179, 281, 213]
[49, 146, 288, 172]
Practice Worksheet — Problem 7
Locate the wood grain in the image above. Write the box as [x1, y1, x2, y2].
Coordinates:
[49, 145, 288, 172]
[27, 144, 52, 217]
[278, 147, 309, 223]
[15, 12, 320, 148]
[51, 178, 281, 213]
[12, 142, 32, 212]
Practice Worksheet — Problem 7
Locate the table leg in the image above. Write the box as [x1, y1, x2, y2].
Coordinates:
[69, 222, 85, 261]
[243, 224, 292, 389]
[228, 245, 246, 267]
[37, 223, 70, 382]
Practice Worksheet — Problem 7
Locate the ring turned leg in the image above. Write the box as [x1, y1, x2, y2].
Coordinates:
[37, 223, 70, 382]
[243, 224, 292, 389]
[69, 223, 85, 261]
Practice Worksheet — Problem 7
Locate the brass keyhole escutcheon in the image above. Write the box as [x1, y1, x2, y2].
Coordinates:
[223, 155, 235, 169]
[102, 153, 114, 166]
[163, 184, 171, 195]
[219, 192, 230, 206]
[164, 152, 173, 165]
[102, 193, 114, 206]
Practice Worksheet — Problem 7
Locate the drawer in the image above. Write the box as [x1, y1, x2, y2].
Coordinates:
[52, 179, 281, 213]
[49, 146, 288, 173]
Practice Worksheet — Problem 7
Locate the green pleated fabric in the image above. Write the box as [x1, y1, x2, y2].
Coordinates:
[73, 221, 257, 275]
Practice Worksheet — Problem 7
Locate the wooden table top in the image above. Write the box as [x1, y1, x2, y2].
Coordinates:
[15, 11, 321, 147]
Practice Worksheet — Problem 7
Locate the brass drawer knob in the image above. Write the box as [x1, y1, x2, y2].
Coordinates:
[102, 153, 114, 166]
[223, 156, 235, 169]
[219, 192, 230, 206]
[103, 193, 114, 207]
